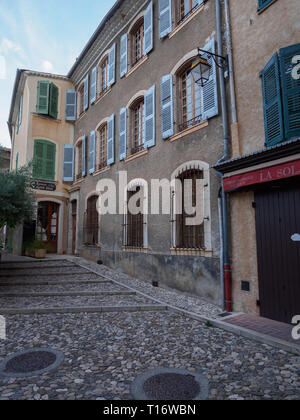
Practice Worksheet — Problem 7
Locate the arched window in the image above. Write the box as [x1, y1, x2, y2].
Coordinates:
[130, 98, 145, 155]
[97, 124, 107, 170]
[131, 18, 144, 66]
[84, 195, 99, 246]
[77, 82, 85, 116]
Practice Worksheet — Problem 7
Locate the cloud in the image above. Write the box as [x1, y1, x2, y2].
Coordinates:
[42, 60, 54, 73]
[0, 55, 6, 79]
[0, 38, 23, 55]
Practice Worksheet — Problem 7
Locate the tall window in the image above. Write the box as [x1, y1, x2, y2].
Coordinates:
[180, 64, 202, 130]
[97, 124, 107, 170]
[33, 140, 56, 181]
[126, 187, 144, 248]
[84, 196, 99, 246]
[76, 142, 83, 181]
[132, 20, 144, 66]
[179, 0, 200, 23]
[176, 169, 204, 249]
[78, 84, 84, 116]
[100, 57, 109, 94]
[131, 99, 144, 155]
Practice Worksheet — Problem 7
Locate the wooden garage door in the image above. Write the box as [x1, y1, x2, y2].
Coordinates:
[255, 184, 300, 324]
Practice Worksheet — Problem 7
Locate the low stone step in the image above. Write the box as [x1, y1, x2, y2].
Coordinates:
[0, 304, 168, 315]
[0, 290, 136, 298]
[0, 271, 90, 278]
[0, 279, 112, 287]
[0, 259, 71, 266]
[0, 282, 125, 294]
[0, 264, 76, 271]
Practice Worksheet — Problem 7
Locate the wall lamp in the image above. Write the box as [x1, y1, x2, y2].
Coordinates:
[190, 48, 228, 87]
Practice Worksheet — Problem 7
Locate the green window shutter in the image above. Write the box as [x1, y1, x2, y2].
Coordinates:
[261, 53, 284, 147]
[33, 140, 56, 180]
[49, 83, 59, 119]
[279, 43, 300, 139]
[37, 81, 50, 115]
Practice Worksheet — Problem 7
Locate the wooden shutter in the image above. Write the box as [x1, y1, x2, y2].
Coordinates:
[159, 0, 172, 39]
[144, 85, 156, 149]
[119, 108, 127, 160]
[120, 34, 128, 78]
[33, 141, 44, 179]
[90, 67, 97, 104]
[89, 131, 96, 174]
[161, 74, 174, 139]
[45, 142, 56, 179]
[65, 90, 77, 121]
[108, 43, 116, 87]
[63, 145, 74, 182]
[84, 74, 89, 111]
[201, 37, 219, 120]
[49, 83, 59, 119]
[36, 81, 50, 115]
[107, 114, 115, 165]
[33, 140, 56, 181]
[261, 53, 284, 146]
[144, 1, 153, 55]
[82, 135, 87, 177]
[279, 44, 300, 139]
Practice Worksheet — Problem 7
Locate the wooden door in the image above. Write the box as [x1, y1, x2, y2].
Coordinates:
[36, 202, 59, 253]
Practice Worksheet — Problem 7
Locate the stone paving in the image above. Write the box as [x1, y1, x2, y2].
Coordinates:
[0, 257, 299, 400]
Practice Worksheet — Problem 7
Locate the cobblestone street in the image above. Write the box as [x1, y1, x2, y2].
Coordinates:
[0, 257, 299, 400]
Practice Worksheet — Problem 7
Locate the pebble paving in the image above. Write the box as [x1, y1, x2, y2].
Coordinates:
[0, 257, 299, 400]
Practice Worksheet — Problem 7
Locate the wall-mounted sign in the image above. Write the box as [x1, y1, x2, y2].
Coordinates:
[30, 180, 56, 192]
[224, 159, 300, 192]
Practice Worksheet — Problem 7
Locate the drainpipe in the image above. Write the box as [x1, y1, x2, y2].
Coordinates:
[216, 0, 232, 312]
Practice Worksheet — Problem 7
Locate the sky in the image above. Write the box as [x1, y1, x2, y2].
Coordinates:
[0, 0, 116, 148]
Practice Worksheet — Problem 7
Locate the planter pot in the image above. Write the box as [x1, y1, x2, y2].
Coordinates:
[25, 249, 47, 259]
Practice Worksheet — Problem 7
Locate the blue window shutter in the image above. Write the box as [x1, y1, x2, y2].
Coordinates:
[159, 0, 172, 39]
[261, 53, 284, 147]
[120, 34, 128, 78]
[201, 37, 219, 120]
[119, 108, 127, 160]
[144, 1, 153, 55]
[82, 135, 87, 177]
[108, 43, 116, 87]
[65, 90, 77, 121]
[63, 145, 74, 182]
[89, 131, 96, 174]
[279, 43, 300, 139]
[84, 74, 89, 111]
[144, 85, 156, 149]
[107, 114, 115, 165]
[161, 74, 174, 139]
[90, 67, 97, 104]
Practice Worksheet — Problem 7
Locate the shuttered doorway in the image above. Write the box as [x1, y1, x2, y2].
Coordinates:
[255, 183, 300, 324]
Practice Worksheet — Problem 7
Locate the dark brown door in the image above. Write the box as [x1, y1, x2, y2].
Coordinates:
[36, 202, 59, 253]
[72, 215, 77, 254]
[255, 184, 300, 323]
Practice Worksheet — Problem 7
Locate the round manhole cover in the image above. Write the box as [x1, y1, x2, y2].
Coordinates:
[0, 348, 64, 378]
[131, 368, 209, 400]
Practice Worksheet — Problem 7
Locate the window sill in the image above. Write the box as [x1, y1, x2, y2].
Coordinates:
[123, 246, 149, 253]
[32, 113, 61, 123]
[170, 248, 213, 257]
[84, 243, 102, 249]
[94, 87, 112, 105]
[126, 55, 149, 78]
[93, 165, 111, 176]
[168, 4, 204, 40]
[124, 148, 148, 163]
[169, 120, 208, 143]
[77, 111, 87, 122]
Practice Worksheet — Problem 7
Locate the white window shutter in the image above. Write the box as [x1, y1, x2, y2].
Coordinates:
[107, 114, 115, 165]
[90, 67, 97, 104]
[84, 74, 89, 111]
[144, 1, 153, 55]
[89, 131, 96, 174]
[108, 43, 116, 87]
[144, 85, 156, 149]
[120, 34, 128, 78]
[65, 90, 77, 121]
[119, 108, 127, 160]
[161, 74, 174, 139]
[159, 0, 172, 39]
[201, 37, 219, 120]
[82, 135, 86, 177]
[63, 145, 74, 182]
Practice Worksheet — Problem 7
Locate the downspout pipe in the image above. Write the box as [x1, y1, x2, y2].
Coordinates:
[216, 0, 232, 312]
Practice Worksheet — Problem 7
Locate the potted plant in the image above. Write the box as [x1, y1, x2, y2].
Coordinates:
[24, 240, 50, 259]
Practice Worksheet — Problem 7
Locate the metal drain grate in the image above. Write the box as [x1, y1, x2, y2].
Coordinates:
[0, 348, 64, 378]
[131, 368, 209, 400]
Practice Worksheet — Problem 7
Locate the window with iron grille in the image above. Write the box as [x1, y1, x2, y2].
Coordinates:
[180, 64, 202, 131]
[125, 187, 144, 248]
[176, 169, 204, 249]
[132, 19, 144, 66]
[97, 124, 107, 170]
[76, 142, 83, 181]
[84, 195, 99, 246]
[178, 0, 202, 25]
[99, 57, 109, 95]
[78, 84, 84, 116]
[130, 99, 144, 156]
